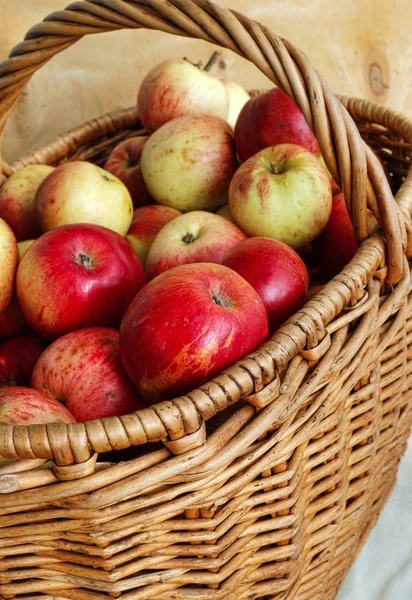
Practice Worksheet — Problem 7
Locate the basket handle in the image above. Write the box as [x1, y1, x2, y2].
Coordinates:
[0, 0, 408, 464]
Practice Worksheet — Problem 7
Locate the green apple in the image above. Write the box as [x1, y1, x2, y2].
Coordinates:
[229, 144, 332, 248]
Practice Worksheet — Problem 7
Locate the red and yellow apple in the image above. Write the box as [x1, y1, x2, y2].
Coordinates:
[137, 59, 229, 132]
[126, 204, 181, 267]
[0, 334, 47, 387]
[0, 296, 30, 341]
[104, 136, 152, 208]
[120, 263, 269, 403]
[18, 239, 35, 260]
[222, 237, 309, 332]
[16, 223, 146, 340]
[146, 211, 246, 280]
[216, 204, 234, 222]
[35, 161, 133, 236]
[234, 87, 320, 161]
[0, 165, 54, 241]
[0, 218, 18, 314]
[0, 386, 76, 425]
[141, 115, 238, 211]
[31, 327, 146, 422]
[229, 144, 332, 248]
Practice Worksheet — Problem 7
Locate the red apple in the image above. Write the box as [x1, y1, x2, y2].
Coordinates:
[307, 285, 324, 300]
[0, 165, 54, 241]
[16, 223, 146, 341]
[35, 161, 133, 236]
[137, 59, 229, 132]
[141, 115, 238, 211]
[222, 238, 309, 332]
[146, 211, 247, 280]
[120, 263, 269, 403]
[0, 218, 18, 314]
[234, 87, 320, 161]
[104, 137, 152, 208]
[229, 144, 332, 248]
[126, 204, 181, 267]
[312, 192, 358, 279]
[0, 386, 76, 425]
[0, 334, 47, 387]
[0, 296, 30, 341]
[31, 328, 146, 422]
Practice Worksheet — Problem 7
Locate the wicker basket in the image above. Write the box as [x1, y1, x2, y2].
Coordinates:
[1, 2, 412, 599]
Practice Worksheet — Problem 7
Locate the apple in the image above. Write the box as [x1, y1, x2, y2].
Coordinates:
[16, 223, 146, 341]
[0, 165, 54, 241]
[216, 204, 234, 222]
[296, 243, 317, 270]
[31, 327, 146, 422]
[120, 262, 269, 403]
[318, 155, 342, 196]
[307, 285, 324, 300]
[313, 192, 358, 279]
[229, 144, 332, 248]
[0, 386, 76, 425]
[234, 87, 320, 161]
[126, 204, 181, 267]
[104, 136, 152, 208]
[18, 239, 35, 260]
[146, 211, 247, 280]
[223, 80, 250, 130]
[0, 296, 30, 341]
[35, 161, 133, 236]
[137, 59, 229, 132]
[141, 115, 238, 211]
[0, 334, 47, 387]
[222, 237, 309, 332]
[0, 218, 18, 314]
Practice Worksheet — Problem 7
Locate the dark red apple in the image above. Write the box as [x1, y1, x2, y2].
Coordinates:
[120, 263, 269, 403]
[104, 137, 152, 208]
[307, 285, 324, 300]
[234, 87, 320, 161]
[222, 237, 309, 332]
[0, 386, 76, 425]
[0, 334, 47, 387]
[16, 223, 146, 340]
[31, 327, 146, 422]
[0, 296, 30, 341]
[313, 193, 358, 279]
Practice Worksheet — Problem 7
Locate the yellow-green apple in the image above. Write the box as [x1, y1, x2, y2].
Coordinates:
[234, 87, 320, 161]
[18, 239, 35, 260]
[120, 263, 269, 403]
[126, 204, 181, 267]
[31, 327, 146, 422]
[16, 223, 146, 341]
[146, 211, 247, 280]
[222, 237, 309, 332]
[104, 136, 152, 208]
[137, 59, 229, 132]
[216, 204, 234, 222]
[0, 165, 54, 241]
[0, 296, 30, 341]
[223, 80, 250, 130]
[312, 192, 358, 278]
[0, 334, 47, 387]
[141, 115, 237, 211]
[229, 144, 332, 248]
[0, 218, 18, 314]
[0, 386, 76, 425]
[35, 161, 133, 236]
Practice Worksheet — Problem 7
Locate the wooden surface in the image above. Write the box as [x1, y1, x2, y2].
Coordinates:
[1, 0, 412, 162]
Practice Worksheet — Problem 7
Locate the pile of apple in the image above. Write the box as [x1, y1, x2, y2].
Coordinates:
[0, 56, 360, 429]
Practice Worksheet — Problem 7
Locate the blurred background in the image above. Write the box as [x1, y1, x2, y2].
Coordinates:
[1, 2, 411, 598]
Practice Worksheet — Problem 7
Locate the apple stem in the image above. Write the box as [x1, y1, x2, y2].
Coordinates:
[76, 253, 93, 269]
[182, 233, 197, 245]
[203, 51, 222, 72]
[270, 162, 284, 175]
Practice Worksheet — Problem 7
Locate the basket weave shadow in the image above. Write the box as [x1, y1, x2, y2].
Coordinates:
[1, 2, 412, 599]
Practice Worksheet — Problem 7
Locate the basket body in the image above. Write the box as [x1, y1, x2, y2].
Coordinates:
[0, 99, 411, 600]
[1, 1, 412, 598]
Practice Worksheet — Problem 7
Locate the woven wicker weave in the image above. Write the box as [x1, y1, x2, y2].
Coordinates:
[1, 2, 412, 599]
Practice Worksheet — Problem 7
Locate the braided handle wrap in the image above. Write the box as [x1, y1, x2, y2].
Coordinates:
[0, 0, 408, 463]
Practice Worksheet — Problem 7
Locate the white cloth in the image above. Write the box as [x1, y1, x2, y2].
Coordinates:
[338, 440, 412, 599]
